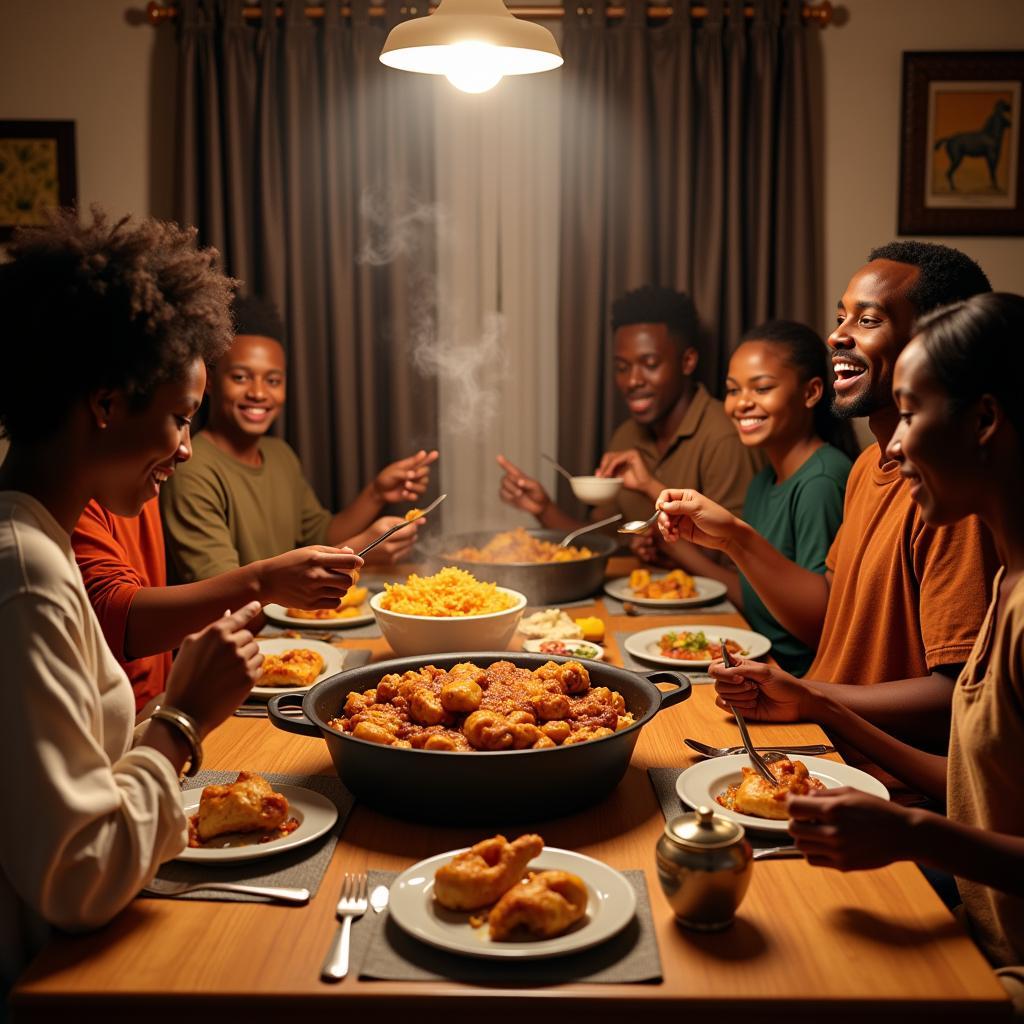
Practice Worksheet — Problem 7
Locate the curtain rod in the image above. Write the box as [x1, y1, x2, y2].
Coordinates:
[146, 1, 834, 25]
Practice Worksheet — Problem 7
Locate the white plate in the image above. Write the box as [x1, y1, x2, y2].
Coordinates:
[250, 638, 345, 699]
[176, 783, 339, 863]
[675, 754, 890, 834]
[521, 638, 605, 661]
[263, 601, 374, 629]
[604, 573, 728, 608]
[623, 624, 770, 669]
[389, 846, 636, 960]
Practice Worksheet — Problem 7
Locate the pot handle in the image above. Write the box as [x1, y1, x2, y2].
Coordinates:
[267, 692, 320, 738]
[645, 671, 692, 712]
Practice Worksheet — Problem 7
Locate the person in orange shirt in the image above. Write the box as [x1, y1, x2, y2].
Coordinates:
[656, 241, 998, 755]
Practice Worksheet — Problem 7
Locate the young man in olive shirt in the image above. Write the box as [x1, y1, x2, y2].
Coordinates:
[497, 286, 759, 547]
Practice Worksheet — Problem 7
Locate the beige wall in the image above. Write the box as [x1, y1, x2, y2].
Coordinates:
[819, 0, 1024, 322]
[0, 0, 176, 221]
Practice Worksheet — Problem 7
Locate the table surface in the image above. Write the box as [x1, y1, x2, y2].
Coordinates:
[11, 559, 1010, 1022]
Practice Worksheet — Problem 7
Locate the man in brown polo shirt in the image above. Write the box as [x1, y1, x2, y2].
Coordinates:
[498, 286, 759, 547]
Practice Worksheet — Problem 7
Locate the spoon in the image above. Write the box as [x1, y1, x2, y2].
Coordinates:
[559, 513, 623, 548]
[618, 508, 661, 535]
[356, 493, 446, 558]
[541, 452, 576, 484]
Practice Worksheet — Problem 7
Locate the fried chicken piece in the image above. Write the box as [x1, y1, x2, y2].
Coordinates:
[433, 833, 544, 910]
[196, 771, 289, 841]
[463, 709, 515, 750]
[732, 758, 827, 820]
[259, 647, 325, 687]
[532, 659, 591, 694]
[488, 870, 588, 940]
[409, 685, 446, 725]
[440, 671, 484, 713]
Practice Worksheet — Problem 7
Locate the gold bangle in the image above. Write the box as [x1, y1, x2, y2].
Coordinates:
[150, 706, 203, 777]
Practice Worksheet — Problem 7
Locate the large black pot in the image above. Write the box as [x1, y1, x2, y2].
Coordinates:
[269, 651, 690, 824]
[422, 529, 618, 605]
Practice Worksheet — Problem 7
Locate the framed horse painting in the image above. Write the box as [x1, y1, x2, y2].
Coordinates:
[899, 52, 1024, 236]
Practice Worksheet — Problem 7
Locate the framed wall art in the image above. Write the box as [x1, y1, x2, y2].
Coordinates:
[899, 51, 1023, 236]
[0, 120, 77, 241]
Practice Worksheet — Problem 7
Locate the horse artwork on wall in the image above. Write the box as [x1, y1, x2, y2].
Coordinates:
[899, 51, 1024, 236]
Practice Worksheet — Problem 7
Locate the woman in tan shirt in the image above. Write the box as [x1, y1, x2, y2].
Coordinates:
[707, 292, 1024, 1007]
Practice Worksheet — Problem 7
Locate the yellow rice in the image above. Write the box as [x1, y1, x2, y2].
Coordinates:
[379, 566, 515, 617]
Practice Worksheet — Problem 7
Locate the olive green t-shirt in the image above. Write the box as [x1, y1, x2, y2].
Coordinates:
[738, 444, 851, 676]
[161, 433, 332, 582]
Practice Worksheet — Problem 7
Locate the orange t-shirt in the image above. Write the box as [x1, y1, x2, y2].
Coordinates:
[808, 444, 998, 686]
[71, 498, 171, 711]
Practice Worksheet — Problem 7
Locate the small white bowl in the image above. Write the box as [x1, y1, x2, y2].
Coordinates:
[370, 588, 527, 657]
[570, 475, 623, 505]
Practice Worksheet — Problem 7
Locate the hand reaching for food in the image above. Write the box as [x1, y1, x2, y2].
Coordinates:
[488, 870, 588, 940]
[352, 515, 421, 566]
[595, 448, 659, 497]
[433, 833, 544, 910]
[372, 449, 439, 504]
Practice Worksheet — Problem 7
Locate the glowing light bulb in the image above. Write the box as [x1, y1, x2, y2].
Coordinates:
[444, 41, 503, 93]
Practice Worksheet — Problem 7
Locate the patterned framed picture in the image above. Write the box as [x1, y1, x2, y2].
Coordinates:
[0, 120, 77, 241]
[899, 52, 1024, 236]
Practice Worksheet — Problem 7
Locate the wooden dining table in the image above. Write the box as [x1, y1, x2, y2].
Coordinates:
[11, 558, 1011, 1022]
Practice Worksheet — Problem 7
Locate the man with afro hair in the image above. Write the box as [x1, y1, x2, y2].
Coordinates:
[498, 285, 759, 553]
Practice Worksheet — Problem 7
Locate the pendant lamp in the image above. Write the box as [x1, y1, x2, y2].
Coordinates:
[380, 0, 563, 94]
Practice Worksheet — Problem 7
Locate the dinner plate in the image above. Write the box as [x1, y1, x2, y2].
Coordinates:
[388, 846, 636, 960]
[675, 754, 890, 834]
[250, 638, 345, 699]
[521, 638, 605, 661]
[176, 783, 339, 863]
[263, 600, 374, 629]
[603, 573, 728, 608]
[623, 624, 771, 669]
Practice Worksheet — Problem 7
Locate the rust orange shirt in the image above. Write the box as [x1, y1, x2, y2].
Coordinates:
[71, 498, 171, 711]
[808, 444, 998, 686]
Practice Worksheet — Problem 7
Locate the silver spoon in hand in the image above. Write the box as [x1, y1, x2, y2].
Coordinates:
[558, 513, 622, 548]
[618, 507, 661, 535]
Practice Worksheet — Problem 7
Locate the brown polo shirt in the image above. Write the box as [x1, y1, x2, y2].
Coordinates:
[596, 383, 762, 522]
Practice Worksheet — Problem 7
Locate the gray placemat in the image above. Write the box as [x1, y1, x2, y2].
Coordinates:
[352, 869, 661, 984]
[602, 595, 737, 616]
[648, 767, 792, 851]
[144, 772, 354, 902]
[613, 632, 714, 682]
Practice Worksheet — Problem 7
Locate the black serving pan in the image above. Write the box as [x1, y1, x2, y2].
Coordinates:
[268, 651, 690, 824]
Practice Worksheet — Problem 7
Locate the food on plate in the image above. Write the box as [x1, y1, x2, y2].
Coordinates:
[447, 527, 593, 564]
[405, 507, 424, 521]
[488, 869, 589, 941]
[378, 566, 515, 617]
[327, 658, 634, 751]
[716, 758, 827, 820]
[536, 639, 601, 660]
[518, 607, 584, 641]
[258, 647, 326, 687]
[189, 771, 299, 846]
[434, 833, 544, 910]
[629, 568, 697, 600]
[574, 616, 605, 643]
[286, 584, 369, 619]
[657, 630, 746, 662]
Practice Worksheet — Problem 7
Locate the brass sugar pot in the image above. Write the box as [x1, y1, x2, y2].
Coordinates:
[656, 806, 753, 930]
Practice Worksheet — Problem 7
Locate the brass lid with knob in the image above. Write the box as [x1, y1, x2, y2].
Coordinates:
[664, 805, 746, 850]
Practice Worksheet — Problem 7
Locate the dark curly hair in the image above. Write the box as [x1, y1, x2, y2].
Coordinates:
[867, 240, 991, 316]
[0, 207, 235, 444]
[611, 285, 700, 351]
[739, 319, 860, 460]
[231, 293, 286, 345]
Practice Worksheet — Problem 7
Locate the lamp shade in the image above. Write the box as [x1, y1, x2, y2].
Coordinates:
[380, 0, 563, 92]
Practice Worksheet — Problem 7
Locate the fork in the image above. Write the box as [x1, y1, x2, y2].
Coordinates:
[141, 877, 310, 903]
[720, 639, 778, 785]
[684, 738, 836, 758]
[320, 872, 368, 982]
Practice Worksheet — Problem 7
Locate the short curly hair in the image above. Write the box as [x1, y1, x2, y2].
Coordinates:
[610, 285, 700, 350]
[867, 240, 991, 316]
[0, 207, 236, 444]
[231, 293, 286, 346]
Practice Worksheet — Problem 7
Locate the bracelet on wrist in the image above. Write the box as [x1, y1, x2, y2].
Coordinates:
[150, 705, 203, 777]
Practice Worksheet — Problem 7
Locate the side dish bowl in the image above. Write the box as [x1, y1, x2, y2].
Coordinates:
[569, 475, 623, 505]
[268, 651, 691, 823]
[370, 587, 527, 656]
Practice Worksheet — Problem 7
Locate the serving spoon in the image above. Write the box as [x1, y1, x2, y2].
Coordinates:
[541, 452, 576, 484]
[356, 493, 446, 558]
[559, 513, 623, 548]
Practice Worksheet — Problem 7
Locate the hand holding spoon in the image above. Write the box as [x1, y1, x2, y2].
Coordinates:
[618, 507, 661, 535]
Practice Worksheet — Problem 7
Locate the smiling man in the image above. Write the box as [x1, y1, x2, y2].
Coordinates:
[498, 286, 759, 542]
[656, 241, 999, 769]
[161, 295, 438, 582]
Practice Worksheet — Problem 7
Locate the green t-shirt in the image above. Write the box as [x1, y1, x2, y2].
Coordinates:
[160, 433, 332, 583]
[738, 444, 852, 676]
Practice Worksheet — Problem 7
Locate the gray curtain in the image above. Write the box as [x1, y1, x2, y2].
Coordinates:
[557, 0, 819, 496]
[175, 0, 438, 509]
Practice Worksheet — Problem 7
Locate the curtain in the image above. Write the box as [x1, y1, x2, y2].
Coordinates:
[556, 0, 820, 503]
[175, 0, 439, 510]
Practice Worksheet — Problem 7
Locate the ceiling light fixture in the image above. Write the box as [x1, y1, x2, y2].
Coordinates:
[380, 0, 563, 94]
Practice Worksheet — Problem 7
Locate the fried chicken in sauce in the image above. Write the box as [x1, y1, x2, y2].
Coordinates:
[434, 833, 544, 910]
